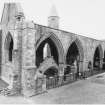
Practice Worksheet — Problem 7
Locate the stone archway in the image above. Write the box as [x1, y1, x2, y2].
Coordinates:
[36, 38, 59, 67]
[65, 38, 84, 75]
[93, 45, 103, 70]
[36, 32, 64, 67]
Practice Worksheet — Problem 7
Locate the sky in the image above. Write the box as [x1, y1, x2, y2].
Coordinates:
[0, 0, 105, 40]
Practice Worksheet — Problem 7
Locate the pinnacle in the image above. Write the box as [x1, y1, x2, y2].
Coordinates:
[49, 5, 59, 17]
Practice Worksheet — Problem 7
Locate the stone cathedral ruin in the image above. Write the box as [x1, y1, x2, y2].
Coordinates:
[0, 3, 105, 97]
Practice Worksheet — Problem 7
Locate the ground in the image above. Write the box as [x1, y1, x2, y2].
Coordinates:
[1, 72, 105, 104]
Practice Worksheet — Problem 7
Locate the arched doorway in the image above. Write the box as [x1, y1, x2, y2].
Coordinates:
[65, 39, 84, 77]
[93, 45, 103, 70]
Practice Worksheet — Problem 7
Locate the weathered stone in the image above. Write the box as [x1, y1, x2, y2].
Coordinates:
[0, 3, 105, 97]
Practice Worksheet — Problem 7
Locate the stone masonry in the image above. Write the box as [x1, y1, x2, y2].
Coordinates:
[0, 3, 105, 97]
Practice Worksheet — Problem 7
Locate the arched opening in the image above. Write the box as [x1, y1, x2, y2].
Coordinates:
[9, 38, 13, 61]
[44, 67, 58, 78]
[36, 38, 59, 67]
[65, 42, 80, 75]
[5, 32, 14, 62]
[93, 46, 101, 70]
[43, 43, 51, 59]
[102, 51, 105, 69]
[65, 39, 84, 78]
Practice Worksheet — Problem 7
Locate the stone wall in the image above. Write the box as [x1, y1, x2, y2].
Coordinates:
[34, 24, 105, 73]
[0, 3, 25, 95]
[21, 21, 36, 97]
[0, 3, 105, 97]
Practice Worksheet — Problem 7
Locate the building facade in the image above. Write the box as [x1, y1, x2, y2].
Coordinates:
[0, 3, 105, 97]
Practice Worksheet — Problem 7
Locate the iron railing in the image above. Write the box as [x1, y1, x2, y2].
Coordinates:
[35, 69, 105, 95]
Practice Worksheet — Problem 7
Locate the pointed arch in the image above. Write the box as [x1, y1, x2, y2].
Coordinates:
[93, 44, 103, 69]
[36, 32, 65, 65]
[65, 38, 84, 62]
[65, 38, 84, 74]
[96, 44, 103, 59]
[93, 44, 103, 61]
[5, 32, 14, 62]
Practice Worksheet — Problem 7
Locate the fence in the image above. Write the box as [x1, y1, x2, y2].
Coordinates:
[46, 69, 105, 90]
[35, 69, 105, 95]
[46, 73, 77, 90]
[46, 76, 59, 89]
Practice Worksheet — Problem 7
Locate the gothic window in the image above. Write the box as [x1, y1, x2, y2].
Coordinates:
[8, 38, 13, 61]
[5, 32, 14, 62]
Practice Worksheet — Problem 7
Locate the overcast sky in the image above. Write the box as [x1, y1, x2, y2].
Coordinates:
[0, 0, 105, 40]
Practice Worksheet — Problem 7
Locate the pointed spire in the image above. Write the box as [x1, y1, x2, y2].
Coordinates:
[48, 5, 59, 29]
[49, 5, 59, 17]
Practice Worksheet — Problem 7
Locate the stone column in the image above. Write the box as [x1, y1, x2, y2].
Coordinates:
[58, 63, 64, 86]
[7, 41, 21, 95]
[11, 49, 21, 94]
[80, 60, 85, 73]
[21, 22, 36, 97]
[100, 58, 103, 70]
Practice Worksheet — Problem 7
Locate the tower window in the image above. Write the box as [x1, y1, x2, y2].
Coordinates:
[52, 18, 55, 21]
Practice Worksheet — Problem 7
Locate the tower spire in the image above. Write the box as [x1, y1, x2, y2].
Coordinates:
[49, 5, 59, 17]
[48, 5, 59, 29]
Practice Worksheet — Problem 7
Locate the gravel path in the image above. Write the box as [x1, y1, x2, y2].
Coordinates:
[29, 72, 105, 104]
